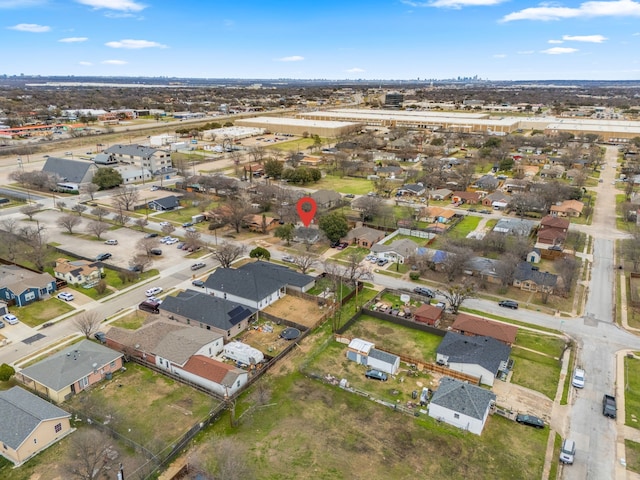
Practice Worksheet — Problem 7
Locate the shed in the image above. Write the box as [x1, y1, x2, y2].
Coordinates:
[367, 348, 400, 375]
[414, 303, 443, 327]
[346, 338, 374, 364]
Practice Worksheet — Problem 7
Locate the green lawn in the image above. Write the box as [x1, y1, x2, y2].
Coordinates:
[515, 330, 566, 359]
[510, 348, 562, 400]
[313, 174, 373, 195]
[446, 215, 481, 239]
[625, 356, 640, 429]
[11, 298, 75, 327]
[626, 439, 640, 474]
[332, 245, 370, 261]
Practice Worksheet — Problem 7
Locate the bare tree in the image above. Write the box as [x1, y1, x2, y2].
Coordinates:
[64, 429, 111, 480]
[437, 280, 477, 314]
[20, 203, 43, 221]
[184, 229, 203, 250]
[90, 206, 109, 222]
[19, 223, 48, 271]
[221, 196, 252, 233]
[86, 221, 110, 240]
[71, 204, 88, 216]
[343, 250, 373, 286]
[113, 210, 131, 226]
[212, 437, 255, 480]
[211, 242, 245, 268]
[73, 311, 102, 338]
[623, 230, 640, 271]
[292, 252, 317, 274]
[130, 254, 153, 273]
[134, 217, 148, 231]
[439, 244, 473, 282]
[56, 200, 67, 212]
[161, 224, 176, 236]
[80, 183, 99, 200]
[1, 218, 19, 235]
[58, 214, 82, 234]
[494, 254, 521, 288]
[112, 185, 139, 211]
[137, 237, 160, 257]
[556, 256, 579, 295]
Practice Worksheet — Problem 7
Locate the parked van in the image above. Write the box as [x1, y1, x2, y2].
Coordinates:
[559, 439, 576, 464]
[138, 300, 160, 314]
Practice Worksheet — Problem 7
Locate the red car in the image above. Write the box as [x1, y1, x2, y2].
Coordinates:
[336, 242, 349, 250]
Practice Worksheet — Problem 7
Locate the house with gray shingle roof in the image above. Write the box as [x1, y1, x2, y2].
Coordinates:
[159, 290, 256, 338]
[493, 218, 536, 237]
[0, 265, 56, 307]
[0, 387, 73, 466]
[513, 262, 558, 294]
[16, 340, 124, 403]
[204, 261, 315, 309]
[371, 238, 420, 264]
[428, 377, 496, 435]
[344, 226, 385, 249]
[148, 195, 181, 211]
[436, 332, 511, 387]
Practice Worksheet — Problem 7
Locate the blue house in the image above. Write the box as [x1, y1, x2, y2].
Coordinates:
[0, 265, 56, 307]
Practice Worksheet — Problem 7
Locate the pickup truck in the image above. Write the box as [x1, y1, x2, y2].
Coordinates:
[603, 394, 617, 418]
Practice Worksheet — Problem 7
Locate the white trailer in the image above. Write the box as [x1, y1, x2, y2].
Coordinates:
[223, 342, 264, 365]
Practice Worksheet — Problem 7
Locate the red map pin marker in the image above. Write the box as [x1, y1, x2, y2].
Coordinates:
[296, 197, 317, 227]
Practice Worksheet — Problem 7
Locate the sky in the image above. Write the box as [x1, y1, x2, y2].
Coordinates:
[1, 0, 639, 81]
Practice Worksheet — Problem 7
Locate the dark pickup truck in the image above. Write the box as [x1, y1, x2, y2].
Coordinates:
[603, 394, 617, 418]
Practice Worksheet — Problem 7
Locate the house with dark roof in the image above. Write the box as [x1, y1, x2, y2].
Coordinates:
[428, 377, 496, 435]
[0, 265, 56, 307]
[0, 387, 73, 466]
[179, 355, 248, 397]
[42, 157, 98, 187]
[436, 332, 511, 386]
[396, 183, 426, 196]
[482, 191, 511, 210]
[513, 262, 558, 294]
[310, 189, 342, 210]
[451, 313, 518, 346]
[371, 238, 419, 264]
[104, 144, 172, 174]
[148, 195, 181, 211]
[376, 165, 404, 178]
[344, 226, 385, 249]
[159, 290, 256, 338]
[451, 191, 481, 205]
[463, 257, 502, 284]
[53, 258, 103, 286]
[493, 218, 536, 237]
[474, 175, 499, 191]
[16, 340, 124, 403]
[537, 215, 570, 245]
[293, 226, 321, 244]
[204, 262, 315, 310]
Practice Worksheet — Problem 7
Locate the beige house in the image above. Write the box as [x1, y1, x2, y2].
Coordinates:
[0, 387, 72, 466]
[17, 340, 124, 403]
[550, 199, 584, 218]
[53, 258, 103, 285]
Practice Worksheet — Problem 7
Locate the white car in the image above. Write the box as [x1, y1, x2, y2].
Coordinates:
[282, 255, 294, 262]
[145, 287, 163, 297]
[2, 313, 19, 325]
[104, 239, 118, 245]
[165, 237, 179, 245]
[159, 221, 171, 227]
[57, 292, 75, 302]
[572, 368, 585, 389]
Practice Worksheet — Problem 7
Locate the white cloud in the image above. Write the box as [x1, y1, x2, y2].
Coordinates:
[493, 53, 507, 58]
[346, 68, 365, 73]
[105, 39, 167, 49]
[59, 37, 88, 43]
[548, 39, 564, 44]
[277, 56, 304, 62]
[79, 61, 93, 65]
[502, 0, 640, 22]
[8, 23, 50, 32]
[541, 47, 579, 54]
[563, 34, 608, 42]
[0, 0, 43, 7]
[102, 59, 127, 64]
[75, 0, 146, 12]
[517, 50, 535, 54]
[401, 0, 506, 8]
[633, 32, 640, 35]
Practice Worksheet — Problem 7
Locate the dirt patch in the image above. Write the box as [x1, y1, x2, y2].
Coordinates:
[261, 295, 326, 328]
[492, 379, 553, 421]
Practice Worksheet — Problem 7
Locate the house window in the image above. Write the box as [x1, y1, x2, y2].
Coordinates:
[54, 423, 62, 433]
[110, 361, 116, 368]
[454, 413, 460, 419]
[34, 438, 37, 444]
[25, 291, 36, 301]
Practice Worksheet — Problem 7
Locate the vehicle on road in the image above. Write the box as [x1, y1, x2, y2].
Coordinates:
[0, 320, 4, 328]
[139, 300, 160, 314]
[515, 414, 545, 429]
[282, 255, 294, 262]
[560, 438, 576, 465]
[192, 279, 205, 287]
[104, 239, 118, 245]
[57, 292, 75, 302]
[344, 193, 355, 198]
[365, 369, 388, 381]
[413, 287, 435, 298]
[498, 299, 519, 309]
[191, 262, 206, 271]
[95, 253, 112, 261]
[572, 368, 585, 388]
[479, 209, 491, 214]
[3, 313, 19, 325]
[603, 394, 617, 418]
[182, 222, 194, 227]
[159, 221, 171, 227]
[145, 287, 163, 297]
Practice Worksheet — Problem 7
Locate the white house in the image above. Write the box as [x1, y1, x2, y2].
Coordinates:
[345, 338, 400, 375]
[177, 355, 248, 397]
[428, 377, 496, 435]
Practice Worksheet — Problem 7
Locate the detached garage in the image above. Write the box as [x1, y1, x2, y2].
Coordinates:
[346, 338, 400, 375]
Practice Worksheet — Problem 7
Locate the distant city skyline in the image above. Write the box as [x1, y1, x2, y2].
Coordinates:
[1, 0, 639, 81]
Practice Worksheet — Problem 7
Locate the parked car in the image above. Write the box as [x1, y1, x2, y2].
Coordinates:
[344, 193, 355, 198]
[0, 320, 4, 329]
[603, 394, 617, 418]
[413, 287, 435, 298]
[369, 256, 379, 263]
[104, 239, 118, 245]
[176, 242, 185, 249]
[145, 233, 159, 239]
[182, 222, 194, 227]
[165, 238, 179, 245]
[192, 279, 205, 287]
[559, 438, 576, 465]
[191, 262, 206, 271]
[572, 368, 585, 389]
[330, 241, 340, 248]
[95, 253, 112, 261]
[2, 313, 19, 325]
[282, 255, 294, 262]
[150, 248, 162, 256]
[145, 287, 163, 297]
[57, 292, 75, 302]
[365, 369, 388, 381]
[515, 414, 545, 429]
[498, 300, 519, 309]
[150, 185, 159, 191]
[185, 227, 196, 232]
[479, 209, 491, 214]
[94, 331, 107, 343]
[159, 221, 171, 227]
[377, 258, 389, 266]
